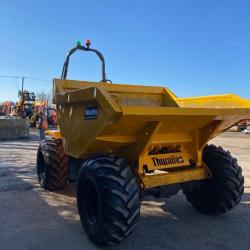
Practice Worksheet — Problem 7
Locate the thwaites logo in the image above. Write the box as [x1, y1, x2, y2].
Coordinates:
[84, 107, 98, 120]
[151, 156, 184, 167]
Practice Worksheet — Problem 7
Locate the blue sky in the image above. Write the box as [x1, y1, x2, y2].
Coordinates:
[0, 0, 250, 101]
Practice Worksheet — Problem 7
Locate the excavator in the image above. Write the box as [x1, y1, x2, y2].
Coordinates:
[16, 90, 36, 118]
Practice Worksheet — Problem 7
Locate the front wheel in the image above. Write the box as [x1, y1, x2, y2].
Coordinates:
[77, 157, 140, 246]
[183, 144, 244, 214]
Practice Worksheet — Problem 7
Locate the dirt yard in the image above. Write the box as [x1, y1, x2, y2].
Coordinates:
[0, 129, 249, 250]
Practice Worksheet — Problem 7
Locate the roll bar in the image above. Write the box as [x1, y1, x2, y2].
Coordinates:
[61, 40, 110, 83]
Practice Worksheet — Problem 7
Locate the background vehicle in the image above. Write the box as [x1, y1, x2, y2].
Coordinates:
[0, 101, 15, 116]
[16, 90, 35, 118]
[237, 120, 249, 132]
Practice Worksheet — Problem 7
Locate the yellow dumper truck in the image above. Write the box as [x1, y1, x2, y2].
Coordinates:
[37, 41, 249, 246]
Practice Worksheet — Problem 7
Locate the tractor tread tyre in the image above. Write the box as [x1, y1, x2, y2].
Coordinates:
[37, 139, 69, 191]
[77, 157, 140, 246]
[184, 144, 244, 214]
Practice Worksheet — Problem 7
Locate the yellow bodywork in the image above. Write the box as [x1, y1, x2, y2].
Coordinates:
[51, 79, 250, 189]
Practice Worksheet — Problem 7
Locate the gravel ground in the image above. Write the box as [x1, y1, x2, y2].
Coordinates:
[0, 129, 249, 250]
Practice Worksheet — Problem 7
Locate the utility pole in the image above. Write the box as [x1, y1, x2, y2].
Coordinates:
[21, 77, 25, 94]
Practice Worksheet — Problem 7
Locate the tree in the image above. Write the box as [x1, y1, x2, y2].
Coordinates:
[36, 91, 52, 104]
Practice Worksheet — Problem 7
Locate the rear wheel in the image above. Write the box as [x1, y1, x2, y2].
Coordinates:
[183, 144, 244, 214]
[77, 157, 140, 246]
[36, 139, 69, 191]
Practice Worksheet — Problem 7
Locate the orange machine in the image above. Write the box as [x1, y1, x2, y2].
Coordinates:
[0, 101, 14, 116]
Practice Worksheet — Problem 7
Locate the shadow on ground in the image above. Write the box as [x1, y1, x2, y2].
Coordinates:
[1, 130, 250, 250]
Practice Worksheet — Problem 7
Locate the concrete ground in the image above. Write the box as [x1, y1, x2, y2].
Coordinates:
[0, 129, 249, 250]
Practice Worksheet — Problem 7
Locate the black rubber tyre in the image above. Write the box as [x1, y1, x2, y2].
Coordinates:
[183, 144, 244, 214]
[77, 157, 140, 246]
[36, 139, 69, 191]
